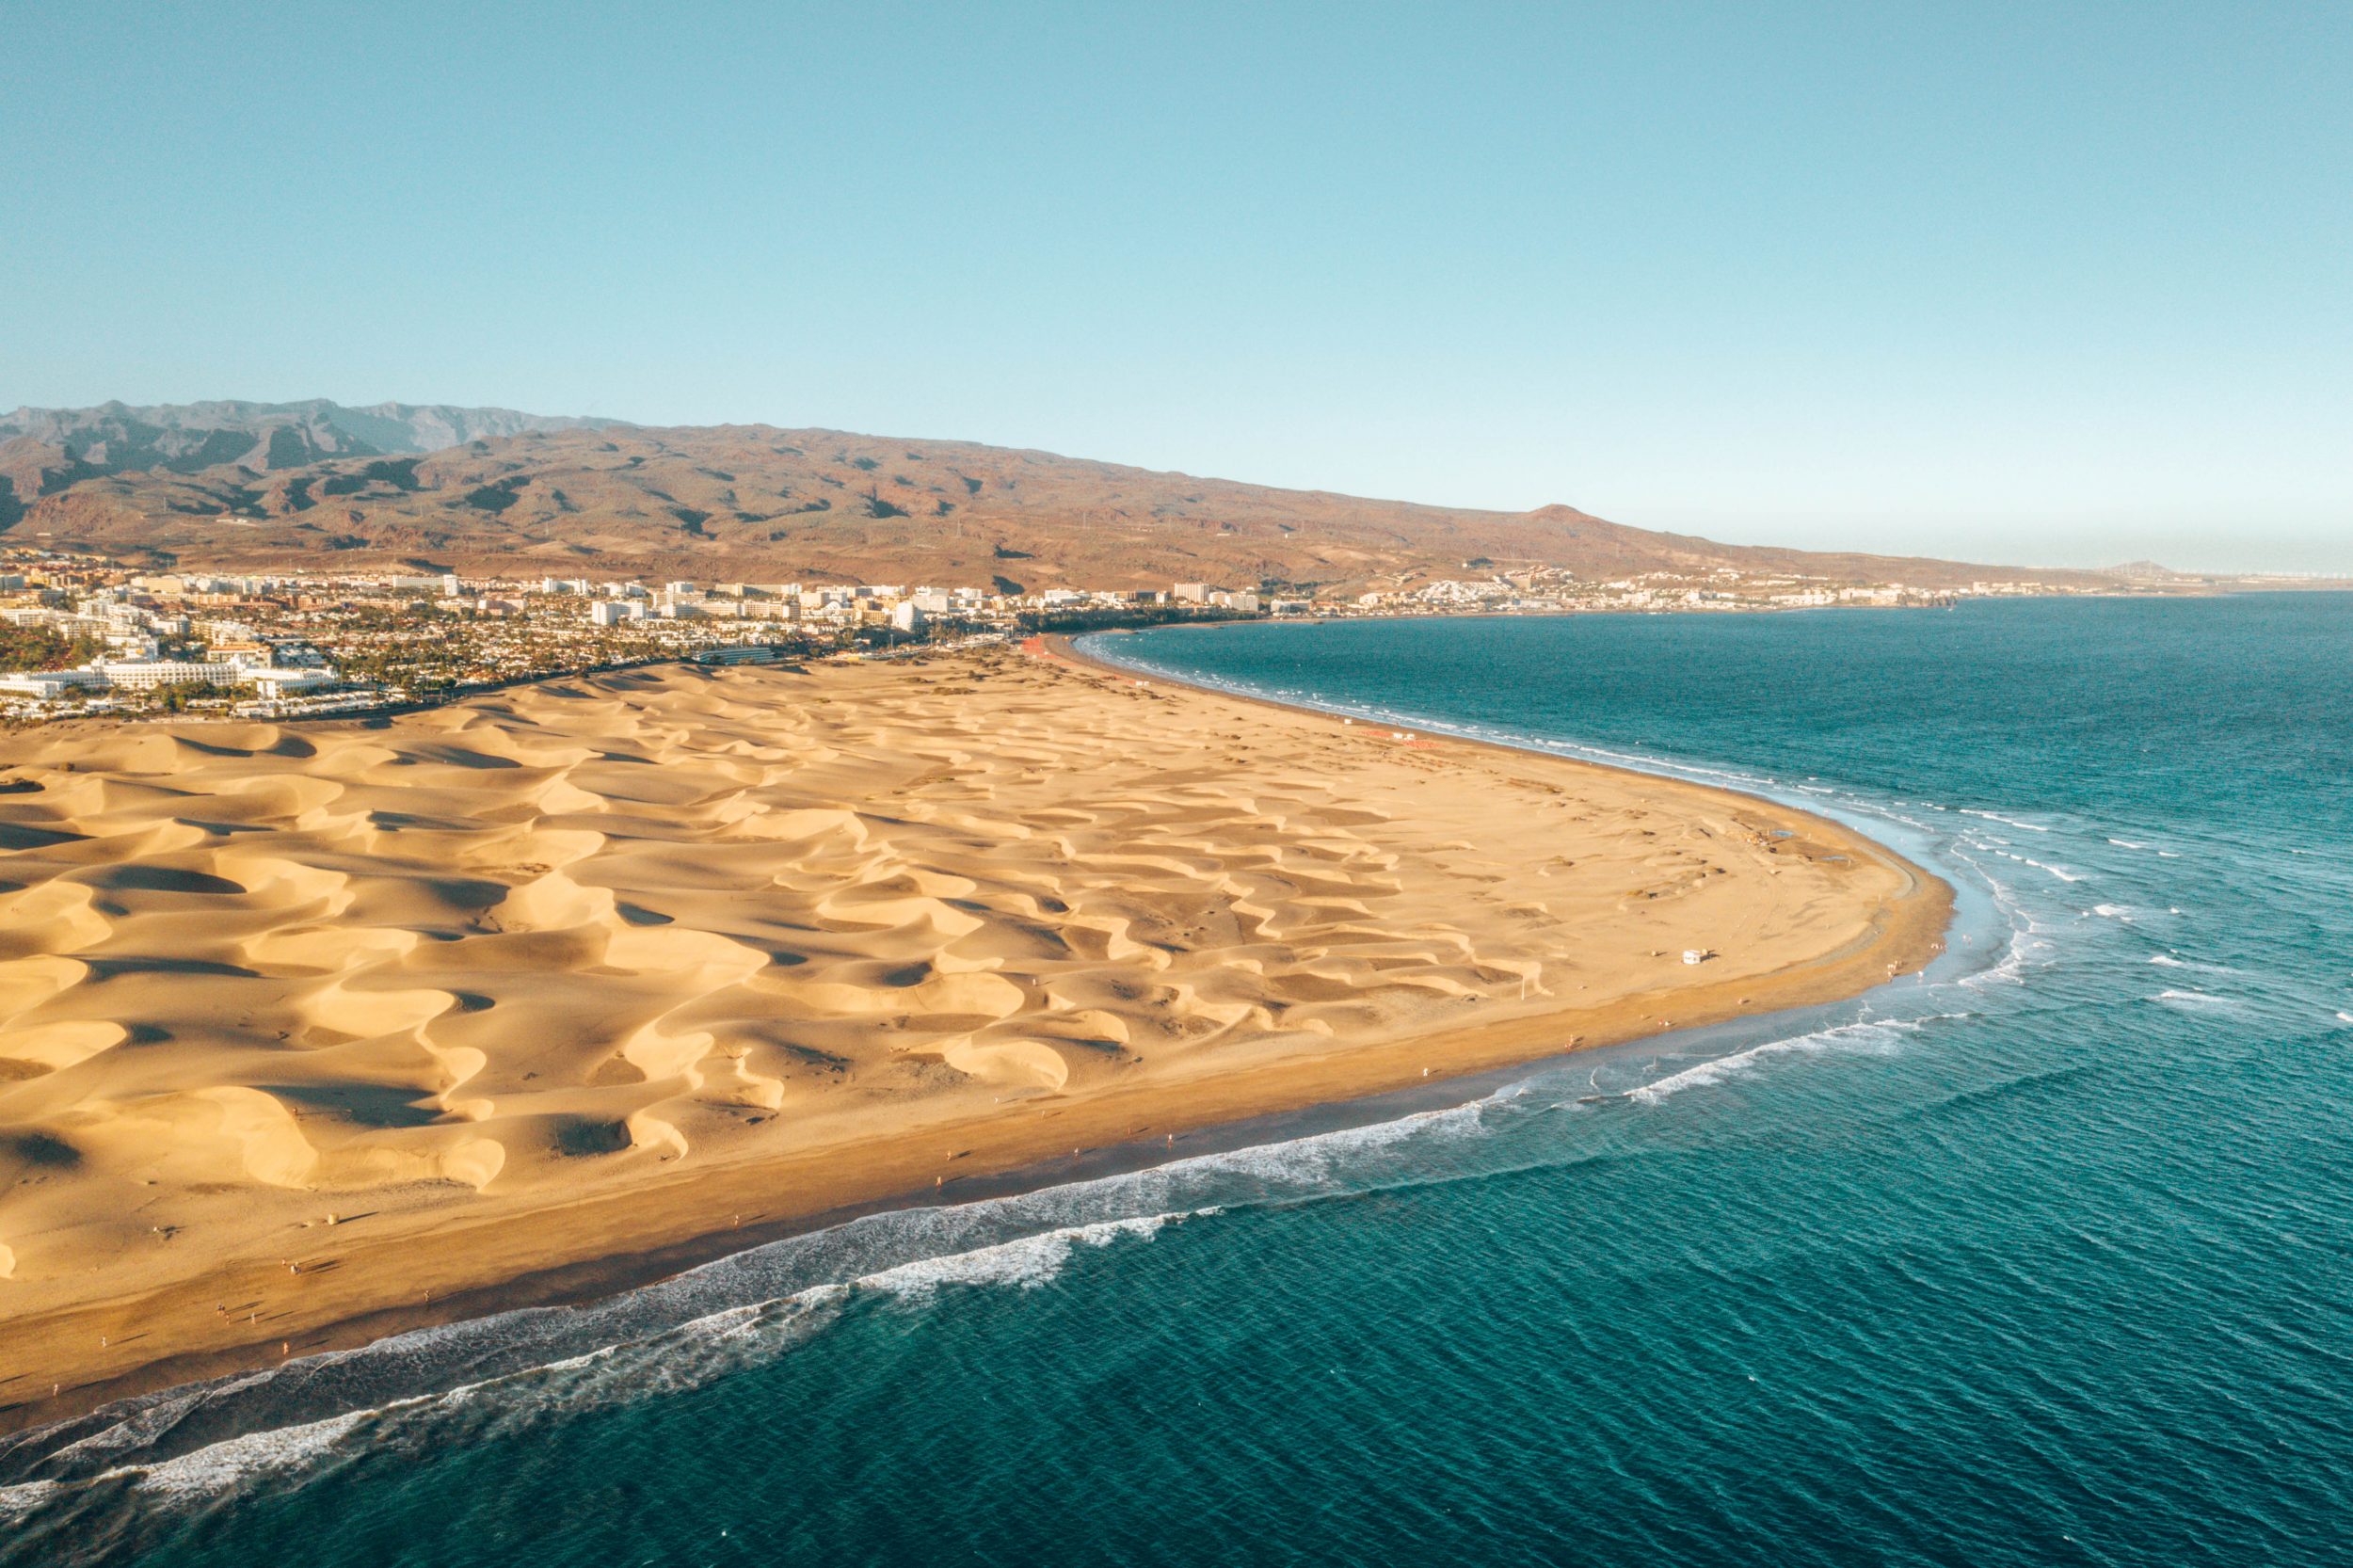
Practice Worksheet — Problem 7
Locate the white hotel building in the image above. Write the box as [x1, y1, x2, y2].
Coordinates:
[0, 657, 339, 702]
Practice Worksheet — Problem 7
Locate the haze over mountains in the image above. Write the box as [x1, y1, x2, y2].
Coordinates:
[0, 400, 2091, 591]
[0, 399, 623, 478]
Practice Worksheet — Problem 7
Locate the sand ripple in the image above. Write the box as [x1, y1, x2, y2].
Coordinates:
[0, 648, 1924, 1412]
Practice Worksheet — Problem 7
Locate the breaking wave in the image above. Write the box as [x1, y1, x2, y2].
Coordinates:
[1, 1090, 1507, 1521]
[1623, 1013, 1963, 1104]
[5, 629, 2086, 1558]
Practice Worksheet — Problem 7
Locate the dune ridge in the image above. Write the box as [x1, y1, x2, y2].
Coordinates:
[0, 647, 1944, 1424]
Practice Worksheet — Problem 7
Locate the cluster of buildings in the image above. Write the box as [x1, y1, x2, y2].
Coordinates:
[1346, 567, 1970, 616]
[573, 580, 946, 634]
[0, 545, 2101, 724]
[0, 581, 340, 705]
[0, 560, 1165, 720]
[560, 579, 1271, 633]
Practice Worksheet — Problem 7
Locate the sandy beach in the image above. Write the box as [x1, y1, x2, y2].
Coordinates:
[0, 643, 1948, 1429]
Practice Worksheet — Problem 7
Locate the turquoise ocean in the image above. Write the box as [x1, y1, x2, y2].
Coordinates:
[6, 594, 2350, 1566]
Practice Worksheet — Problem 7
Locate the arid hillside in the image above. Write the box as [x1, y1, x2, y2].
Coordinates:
[0, 406, 2086, 590]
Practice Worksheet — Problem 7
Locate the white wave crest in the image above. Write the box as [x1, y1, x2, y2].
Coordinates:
[1944, 852, 2049, 990]
[1961, 808, 2050, 833]
[2, 1215, 1192, 1518]
[0, 1478, 61, 1530]
[1171, 1099, 1489, 1185]
[2148, 954, 2239, 976]
[111, 1409, 372, 1506]
[2153, 989, 2248, 1015]
[1, 1080, 1514, 1511]
[1626, 1016, 1932, 1104]
[860, 1213, 1174, 1302]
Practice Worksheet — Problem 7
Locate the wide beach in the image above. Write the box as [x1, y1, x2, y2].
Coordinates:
[0, 644, 1946, 1430]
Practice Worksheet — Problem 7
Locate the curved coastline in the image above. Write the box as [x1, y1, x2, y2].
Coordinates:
[0, 640, 1952, 1457]
[1058, 624, 1952, 940]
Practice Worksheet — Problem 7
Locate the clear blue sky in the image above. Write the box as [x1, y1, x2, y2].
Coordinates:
[4, 2, 2346, 572]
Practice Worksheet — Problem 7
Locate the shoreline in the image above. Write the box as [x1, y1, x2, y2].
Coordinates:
[1053, 627, 1942, 891]
[0, 646, 1951, 1446]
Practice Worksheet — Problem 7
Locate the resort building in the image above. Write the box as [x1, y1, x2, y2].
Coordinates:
[0, 657, 341, 700]
[93, 659, 243, 691]
[0, 669, 99, 699]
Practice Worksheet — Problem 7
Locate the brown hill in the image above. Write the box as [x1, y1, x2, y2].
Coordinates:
[0, 412, 2085, 590]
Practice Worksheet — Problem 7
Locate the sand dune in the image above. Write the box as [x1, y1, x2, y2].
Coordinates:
[0, 644, 1944, 1421]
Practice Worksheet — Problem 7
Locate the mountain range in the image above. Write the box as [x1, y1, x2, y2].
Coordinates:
[0, 400, 2092, 591]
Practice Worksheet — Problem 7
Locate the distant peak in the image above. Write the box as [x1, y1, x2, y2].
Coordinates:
[0, 399, 632, 463]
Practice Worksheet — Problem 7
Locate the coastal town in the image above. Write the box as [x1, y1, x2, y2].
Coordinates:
[0, 546, 2098, 722]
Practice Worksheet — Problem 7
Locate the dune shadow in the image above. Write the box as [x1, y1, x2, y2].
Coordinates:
[4, 1131, 81, 1168]
[81, 865, 248, 896]
[0, 823, 88, 850]
[395, 744, 520, 770]
[82, 955, 262, 980]
[172, 818, 278, 838]
[368, 810, 486, 832]
[260, 1083, 445, 1128]
[418, 876, 510, 909]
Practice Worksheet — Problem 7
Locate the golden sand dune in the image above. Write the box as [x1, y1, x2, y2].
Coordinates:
[0, 644, 1944, 1422]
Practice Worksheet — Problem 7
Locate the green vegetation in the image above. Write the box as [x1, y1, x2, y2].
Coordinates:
[555, 1119, 631, 1157]
[462, 484, 520, 513]
[1015, 605, 1259, 634]
[149, 680, 222, 713]
[0, 625, 102, 673]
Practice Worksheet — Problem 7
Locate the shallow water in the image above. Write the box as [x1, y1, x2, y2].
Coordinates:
[8, 594, 2351, 1566]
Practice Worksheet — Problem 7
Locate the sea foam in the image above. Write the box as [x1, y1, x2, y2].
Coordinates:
[2153, 989, 2249, 1016]
[0, 1091, 1510, 1502]
[1625, 1015, 1941, 1104]
[1961, 808, 2052, 833]
[860, 1213, 1177, 1301]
